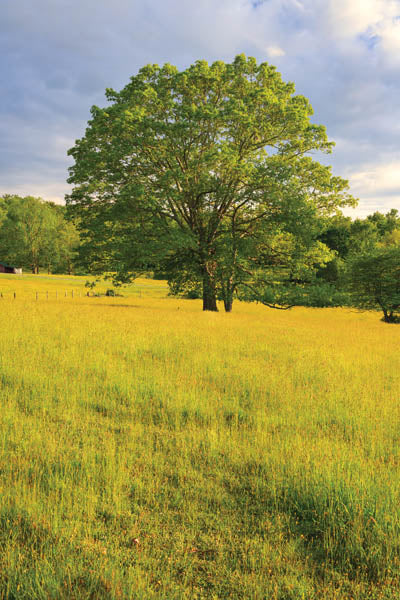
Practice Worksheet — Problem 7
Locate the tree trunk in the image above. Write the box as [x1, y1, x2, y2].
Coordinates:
[222, 278, 235, 313]
[224, 297, 233, 312]
[382, 309, 396, 323]
[202, 268, 218, 311]
[222, 281, 234, 312]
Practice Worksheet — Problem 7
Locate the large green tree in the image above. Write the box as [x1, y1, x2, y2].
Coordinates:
[67, 55, 355, 311]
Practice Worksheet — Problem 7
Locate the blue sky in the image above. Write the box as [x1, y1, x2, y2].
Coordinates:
[1, 0, 400, 217]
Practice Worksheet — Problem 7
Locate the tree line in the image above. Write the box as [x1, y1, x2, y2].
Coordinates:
[317, 210, 400, 321]
[0, 191, 398, 321]
[0, 194, 79, 274]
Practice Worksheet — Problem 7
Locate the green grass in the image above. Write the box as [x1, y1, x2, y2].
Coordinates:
[0, 274, 399, 598]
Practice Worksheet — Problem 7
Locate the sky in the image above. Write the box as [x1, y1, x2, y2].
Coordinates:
[1, 0, 400, 218]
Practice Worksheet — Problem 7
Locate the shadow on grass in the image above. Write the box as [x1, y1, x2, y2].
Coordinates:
[223, 459, 400, 590]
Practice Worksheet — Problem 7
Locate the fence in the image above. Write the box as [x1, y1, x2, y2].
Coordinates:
[0, 290, 82, 300]
[0, 289, 143, 300]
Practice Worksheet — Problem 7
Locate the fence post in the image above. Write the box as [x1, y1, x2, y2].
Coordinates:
[56, 291, 58, 299]
[72, 290, 74, 298]
[13, 292, 16, 299]
[36, 292, 38, 301]
[46, 291, 48, 300]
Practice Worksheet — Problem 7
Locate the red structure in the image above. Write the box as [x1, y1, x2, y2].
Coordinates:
[0, 262, 22, 274]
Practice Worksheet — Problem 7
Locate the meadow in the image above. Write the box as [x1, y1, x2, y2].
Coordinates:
[0, 273, 399, 599]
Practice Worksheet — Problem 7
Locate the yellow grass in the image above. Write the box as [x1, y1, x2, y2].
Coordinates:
[0, 273, 399, 598]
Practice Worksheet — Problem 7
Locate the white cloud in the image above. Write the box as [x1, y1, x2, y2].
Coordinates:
[378, 14, 400, 58]
[322, 0, 400, 63]
[341, 160, 400, 217]
[0, 181, 68, 205]
[349, 161, 400, 197]
[265, 45, 286, 57]
[325, 0, 387, 36]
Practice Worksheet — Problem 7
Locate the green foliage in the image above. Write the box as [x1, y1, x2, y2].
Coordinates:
[347, 246, 400, 322]
[317, 210, 400, 299]
[0, 195, 80, 274]
[367, 208, 400, 237]
[235, 230, 336, 308]
[298, 282, 349, 307]
[318, 214, 352, 259]
[67, 55, 355, 311]
[55, 219, 80, 274]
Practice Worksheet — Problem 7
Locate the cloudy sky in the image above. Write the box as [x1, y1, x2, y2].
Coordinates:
[1, 0, 400, 217]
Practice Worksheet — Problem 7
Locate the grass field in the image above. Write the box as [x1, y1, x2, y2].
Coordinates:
[0, 273, 399, 599]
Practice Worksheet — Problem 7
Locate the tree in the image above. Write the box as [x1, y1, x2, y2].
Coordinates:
[67, 55, 355, 311]
[347, 247, 400, 323]
[55, 219, 80, 274]
[0, 196, 58, 273]
[367, 209, 400, 237]
[0, 195, 79, 274]
[46, 204, 81, 274]
[317, 210, 400, 291]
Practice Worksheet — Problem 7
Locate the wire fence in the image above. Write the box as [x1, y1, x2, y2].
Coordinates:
[0, 290, 82, 300]
[0, 289, 146, 300]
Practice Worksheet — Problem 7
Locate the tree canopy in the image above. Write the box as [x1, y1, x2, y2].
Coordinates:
[0, 195, 79, 274]
[317, 209, 400, 283]
[67, 55, 355, 311]
[347, 247, 400, 323]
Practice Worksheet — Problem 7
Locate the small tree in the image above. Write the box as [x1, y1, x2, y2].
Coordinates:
[347, 247, 400, 323]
